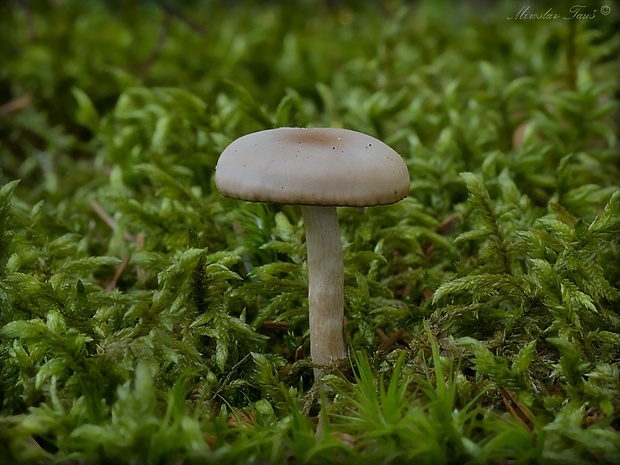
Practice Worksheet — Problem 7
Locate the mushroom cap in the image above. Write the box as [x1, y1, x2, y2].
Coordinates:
[215, 127, 410, 207]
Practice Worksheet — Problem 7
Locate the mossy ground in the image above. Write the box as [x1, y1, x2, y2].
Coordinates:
[1, 1, 619, 464]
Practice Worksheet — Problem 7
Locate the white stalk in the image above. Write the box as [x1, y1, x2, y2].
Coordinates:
[301, 205, 346, 379]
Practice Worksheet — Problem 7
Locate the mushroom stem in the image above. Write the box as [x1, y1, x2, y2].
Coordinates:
[301, 205, 346, 379]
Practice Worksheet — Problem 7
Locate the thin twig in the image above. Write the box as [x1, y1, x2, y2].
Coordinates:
[92, 203, 146, 291]
[141, 1, 206, 80]
[140, 13, 171, 80]
[499, 386, 536, 432]
[261, 320, 289, 331]
[210, 352, 253, 405]
[157, 0, 205, 35]
[90, 200, 135, 243]
[0, 94, 32, 115]
[377, 327, 405, 351]
[105, 252, 131, 292]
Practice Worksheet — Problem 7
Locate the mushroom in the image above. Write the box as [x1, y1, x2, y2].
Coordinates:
[215, 127, 410, 378]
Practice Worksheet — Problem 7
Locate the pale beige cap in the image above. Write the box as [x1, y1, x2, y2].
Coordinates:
[215, 127, 410, 207]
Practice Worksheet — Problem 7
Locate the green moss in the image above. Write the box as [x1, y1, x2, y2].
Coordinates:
[1, 1, 619, 463]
